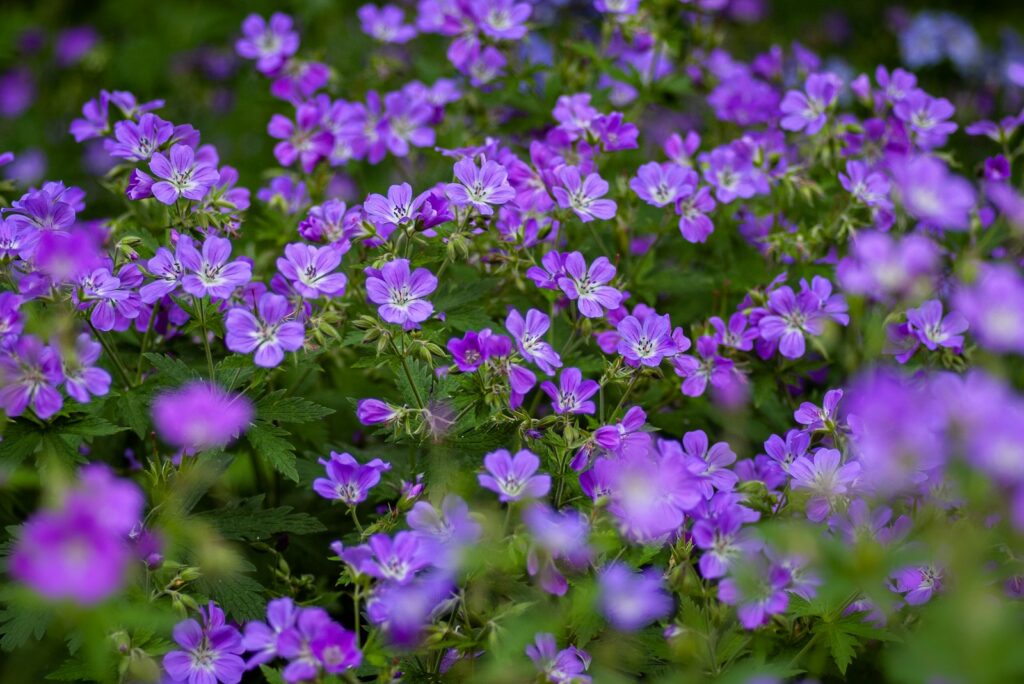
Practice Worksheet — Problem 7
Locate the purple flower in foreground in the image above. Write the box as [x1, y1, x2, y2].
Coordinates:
[148, 143, 220, 204]
[276, 242, 348, 298]
[0, 336, 63, 419]
[890, 155, 975, 231]
[526, 633, 592, 684]
[180, 235, 252, 299]
[505, 308, 562, 375]
[541, 367, 599, 415]
[313, 451, 391, 505]
[906, 299, 968, 352]
[151, 381, 253, 453]
[598, 563, 673, 631]
[445, 157, 515, 216]
[225, 292, 305, 367]
[242, 597, 298, 668]
[779, 72, 842, 134]
[617, 313, 675, 367]
[61, 334, 111, 403]
[954, 265, 1024, 354]
[164, 602, 245, 684]
[552, 166, 617, 222]
[789, 448, 860, 522]
[557, 252, 622, 319]
[105, 113, 174, 162]
[478, 448, 551, 502]
[236, 13, 299, 75]
[364, 258, 438, 330]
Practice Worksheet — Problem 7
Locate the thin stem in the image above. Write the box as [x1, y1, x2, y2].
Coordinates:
[352, 586, 362, 648]
[391, 338, 425, 409]
[609, 372, 640, 420]
[88, 321, 133, 389]
[135, 300, 160, 383]
[788, 632, 819, 670]
[349, 506, 364, 535]
[193, 296, 216, 379]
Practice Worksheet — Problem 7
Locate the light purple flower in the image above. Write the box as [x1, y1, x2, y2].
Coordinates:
[672, 336, 735, 397]
[839, 160, 892, 208]
[890, 155, 975, 231]
[718, 558, 791, 629]
[891, 565, 943, 606]
[236, 13, 299, 75]
[598, 563, 673, 631]
[757, 286, 825, 359]
[364, 258, 437, 330]
[779, 72, 842, 134]
[363, 183, 427, 230]
[893, 89, 958, 149]
[151, 381, 253, 452]
[242, 597, 298, 668]
[557, 252, 622, 319]
[61, 333, 111, 403]
[445, 157, 515, 216]
[225, 292, 305, 367]
[954, 264, 1024, 354]
[356, 398, 399, 425]
[552, 166, 617, 223]
[478, 448, 551, 502]
[680, 430, 739, 498]
[616, 313, 675, 367]
[148, 143, 220, 204]
[526, 633, 592, 684]
[276, 242, 348, 298]
[630, 162, 693, 208]
[541, 367, 599, 415]
[505, 308, 562, 375]
[104, 113, 174, 162]
[906, 299, 968, 352]
[358, 4, 417, 43]
[789, 448, 861, 522]
[268, 104, 334, 173]
[180, 235, 252, 300]
[794, 389, 843, 431]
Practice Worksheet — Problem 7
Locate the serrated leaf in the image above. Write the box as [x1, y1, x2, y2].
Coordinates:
[0, 605, 52, 651]
[60, 416, 127, 437]
[46, 658, 91, 681]
[143, 353, 198, 385]
[201, 496, 325, 540]
[246, 422, 299, 482]
[260, 665, 287, 684]
[41, 432, 84, 463]
[117, 388, 151, 440]
[816, 622, 858, 675]
[256, 391, 334, 423]
[0, 421, 40, 465]
[195, 573, 266, 622]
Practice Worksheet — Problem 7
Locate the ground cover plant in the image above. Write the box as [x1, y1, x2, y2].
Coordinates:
[2, 0, 1024, 682]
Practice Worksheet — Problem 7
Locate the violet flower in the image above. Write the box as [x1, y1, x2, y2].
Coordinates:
[61, 333, 111, 403]
[906, 299, 968, 352]
[505, 308, 562, 374]
[789, 448, 861, 523]
[445, 157, 515, 216]
[551, 166, 617, 223]
[0, 336, 63, 419]
[151, 381, 253, 453]
[526, 633, 592, 684]
[225, 292, 305, 367]
[598, 563, 673, 631]
[313, 451, 391, 505]
[779, 72, 842, 135]
[148, 143, 220, 204]
[617, 313, 675, 367]
[276, 242, 348, 298]
[164, 602, 245, 684]
[540, 367, 599, 415]
[556, 252, 622, 319]
[235, 13, 299, 75]
[180, 235, 252, 299]
[364, 258, 438, 330]
[478, 448, 551, 502]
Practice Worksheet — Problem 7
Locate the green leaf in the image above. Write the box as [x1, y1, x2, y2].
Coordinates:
[0, 421, 41, 465]
[0, 604, 52, 651]
[46, 659, 91, 681]
[201, 496, 325, 541]
[60, 416, 127, 437]
[260, 665, 287, 684]
[143, 353, 198, 385]
[256, 391, 335, 424]
[246, 422, 299, 482]
[816, 622, 858, 675]
[195, 573, 266, 622]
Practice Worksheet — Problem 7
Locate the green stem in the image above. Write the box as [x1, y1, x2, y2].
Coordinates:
[135, 300, 160, 383]
[391, 338, 425, 409]
[788, 631, 819, 670]
[349, 506, 364, 535]
[193, 296, 216, 379]
[609, 372, 640, 420]
[88, 321, 133, 389]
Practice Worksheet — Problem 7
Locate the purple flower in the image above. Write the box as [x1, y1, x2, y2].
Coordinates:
[552, 93, 598, 139]
[592, 405, 651, 459]
[598, 563, 673, 631]
[364, 258, 437, 330]
[794, 389, 843, 431]
[447, 328, 504, 372]
[225, 292, 305, 367]
[242, 597, 298, 668]
[593, 112, 639, 151]
[151, 381, 253, 453]
[780, 72, 842, 134]
[104, 113, 174, 162]
[757, 286, 826, 359]
[347, 532, 434, 584]
[70, 91, 110, 141]
[164, 603, 245, 684]
[680, 430, 738, 498]
[557, 252, 622, 319]
[541, 367, 599, 415]
[599, 449, 701, 543]
[0, 336, 63, 419]
[358, 4, 417, 43]
[672, 336, 735, 397]
[839, 160, 891, 208]
[445, 157, 515, 216]
[526, 633, 592, 684]
[148, 144, 220, 204]
[140, 236, 194, 303]
[268, 104, 334, 173]
[0, 292, 23, 349]
[526, 251, 567, 290]
[906, 299, 968, 352]
[276, 242, 348, 298]
[276, 608, 356, 681]
[523, 504, 591, 595]
[364, 573, 453, 647]
[236, 13, 299, 75]
[616, 313, 675, 367]
[702, 145, 758, 204]
[363, 182, 427, 230]
[180, 235, 253, 300]
[383, 90, 436, 157]
[61, 333, 111, 403]
[505, 308, 562, 375]
[762, 429, 810, 474]
[718, 557, 791, 629]
[836, 231, 939, 301]
[675, 185, 717, 243]
[356, 398, 399, 425]
[477, 0, 532, 40]
[81, 267, 140, 332]
[478, 448, 551, 502]
[406, 495, 482, 569]
[11, 466, 143, 604]
[692, 509, 754, 579]
[954, 264, 1024, 354]
[891, 565, 943, 605]
[890, 155, 975, 231]
[630, 162, 694, 208]
[313, 451, 391, 504]
[893, 90, 957, 149]
[551, 166, 617, 223]
[789, 448, 860, 522]
[710, 312, 758, 351]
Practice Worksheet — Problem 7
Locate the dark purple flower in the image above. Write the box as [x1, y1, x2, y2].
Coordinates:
[891, 565, 942, 605]
[356, 398, 399, 425]
[242, 597, 298, 668]
[478, 448, 551, 502]
[552, 166, 617, 223]
[81, 267, 140, 332]
[164, 602, 245, 684]
[505, 308, 562, 375]
[313, 451, 391, 504]
[526, 633, 592, 684]
[268, 104, 334, 173]
[225, 292, 305, 367]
